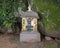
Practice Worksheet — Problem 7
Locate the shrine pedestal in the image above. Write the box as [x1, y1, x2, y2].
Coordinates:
[20, 32, 41, 42]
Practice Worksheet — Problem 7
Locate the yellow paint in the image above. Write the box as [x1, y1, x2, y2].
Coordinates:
[22, 18, 26, 31]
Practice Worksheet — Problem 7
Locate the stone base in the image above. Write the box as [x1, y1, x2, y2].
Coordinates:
[20, 32, 41, 42]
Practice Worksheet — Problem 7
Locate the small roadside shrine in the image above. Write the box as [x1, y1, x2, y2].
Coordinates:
[20, 5, 41, 42]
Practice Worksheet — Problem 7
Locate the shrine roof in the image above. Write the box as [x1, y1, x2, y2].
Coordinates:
[21, 10, 39, 19]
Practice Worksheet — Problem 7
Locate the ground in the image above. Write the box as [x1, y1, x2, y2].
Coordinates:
[0, 34, 59, 48]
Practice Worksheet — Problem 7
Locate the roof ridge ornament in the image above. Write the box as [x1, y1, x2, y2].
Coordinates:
[28, 4, 32, 11]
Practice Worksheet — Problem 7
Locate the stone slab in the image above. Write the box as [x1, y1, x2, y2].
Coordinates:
[20, 32, 41, 42]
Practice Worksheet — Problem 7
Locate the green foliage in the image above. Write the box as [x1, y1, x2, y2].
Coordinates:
[34, 0, 60, 31]
[3, 21, 12, 28]
[0, 0, 60, 31]
[0, 0, 24, 28]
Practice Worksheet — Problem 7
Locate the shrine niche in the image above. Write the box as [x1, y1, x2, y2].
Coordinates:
[22, 17, 37, 32]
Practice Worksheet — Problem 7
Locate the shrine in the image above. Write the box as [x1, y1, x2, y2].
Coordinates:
[20, 5, 41, 42]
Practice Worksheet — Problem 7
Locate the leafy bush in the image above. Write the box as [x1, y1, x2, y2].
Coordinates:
[34, 0, 60, 32]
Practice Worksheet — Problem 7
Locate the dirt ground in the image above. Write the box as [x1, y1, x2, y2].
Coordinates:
[0, 34, 59, 48]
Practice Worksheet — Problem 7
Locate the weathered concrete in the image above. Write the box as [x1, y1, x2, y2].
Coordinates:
[20, 32, 41, 42]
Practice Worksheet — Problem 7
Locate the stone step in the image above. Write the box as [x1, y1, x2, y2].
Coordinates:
[20, 32, 41, 42]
